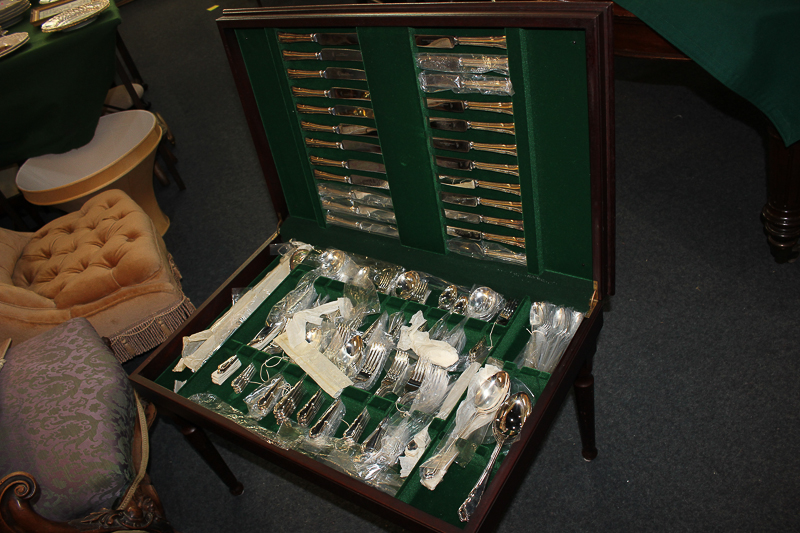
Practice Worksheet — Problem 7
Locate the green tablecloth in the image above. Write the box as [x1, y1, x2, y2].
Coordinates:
[616, 0, 800, 146]
[0, 1, 122, 167]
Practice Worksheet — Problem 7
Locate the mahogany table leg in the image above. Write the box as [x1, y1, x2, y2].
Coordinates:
[762, 122, 800, 263]
[173, 416, 245, 495]
[573, 352, 598, 461]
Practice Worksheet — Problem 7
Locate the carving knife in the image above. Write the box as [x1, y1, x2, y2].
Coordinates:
[414, 34, 506, 49]
[288, 67, 367, 81]
[310, 155, 386, 174]
[432, 137, 516, 157]
[444, 209, 524, 231]
[301, 121, 377, 137]
[306, 137, 382, 154]
[438, 175, 520, 195]
[436, 155, 519, 176]
[278, 32, 359, 45]
[297, 104, 374, 119]
[427, 98, 513, 115]
[440, 191, 523, 213]
[292, 86, 371, 101]
[446, 226, 525, 248]
[429, 117, 515, 135]
[282, 48, 363, 62]
[313, 169, 389, 190]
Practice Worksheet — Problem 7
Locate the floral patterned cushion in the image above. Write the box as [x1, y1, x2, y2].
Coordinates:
[0, 318, 135, 521]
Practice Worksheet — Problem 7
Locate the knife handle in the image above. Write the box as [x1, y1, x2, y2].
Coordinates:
[314, 169, 351, 185]
[282, 50, 321, 61]
[293, 87, 330, 98]
[301, 121, 336, 134]
[473, 180, 521, 196]
[306, 138, 343, 150]
[459, 56, 509, 72]
[464, 101, 514, 115]
[278, 32, 316, 43]
[310, 156, 348, 169]
[482, 231, 525, 248]
[454, 36, 507, 49]
[466, 121, 515, 135]
[481, 198, 523, 213]
[287, 69, 325, 79]
[482, 216, 524, 231]
[462, 77, 514, 95]
[297, 104, 333, 115]
[473, 161, 519, 176]
[470, 142, 517, 157]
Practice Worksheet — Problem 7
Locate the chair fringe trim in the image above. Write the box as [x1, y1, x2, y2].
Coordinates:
[108, 296, 195, 362]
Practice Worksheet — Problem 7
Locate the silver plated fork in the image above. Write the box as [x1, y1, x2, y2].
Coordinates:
[404, 359, 429, 393]
[376, 351, 409, 397]
[353, 342, 386, 386]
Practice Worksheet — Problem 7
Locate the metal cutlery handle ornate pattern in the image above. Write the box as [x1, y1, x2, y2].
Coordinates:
[468, 120, 515, 135]
[473, 161, 519, 176]
[481, 198, 523, 213]
[470, 142, 517, 157]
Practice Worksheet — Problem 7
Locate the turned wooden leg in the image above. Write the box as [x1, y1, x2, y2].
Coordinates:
[762, 122, 800, 263]
[173, 417, 244, 495]
[573, 353, 597, 461]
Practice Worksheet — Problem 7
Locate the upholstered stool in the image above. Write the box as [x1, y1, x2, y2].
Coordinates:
[0, 189, 194, 362]
[0, 318, 173, 532]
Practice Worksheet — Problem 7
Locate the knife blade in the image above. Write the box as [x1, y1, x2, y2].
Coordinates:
[313, 169, 389, 190]
[440, 191, 523, 213]
[282, 48, 363, 62]
[429, 117, 515, 135]
[444, 209, 524, 231]
[278, 32, 359, 45]
[439, 175, 520, 196]
[301, 121, 378, 137]
[446, 226, 525, 248]
[297, 104, 374, 119]
[288, 67, 367, 81]
[436, 155, 519, 176]
[310, 155, 386, 174]
[427, 98, 513, 115]
[432, 138, 517, 157]
[292, 86, 371, 101]
[306, 138, 382, 154]
[414, 35, 506, 49]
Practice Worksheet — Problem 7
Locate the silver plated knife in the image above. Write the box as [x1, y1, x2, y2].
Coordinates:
[306, 137, 382, 154]
[440, 191, 523, 213]
[297, 104, 374, 119]
[429, 117, 515, 135]
[444, 209, 524, 231]
[432, 137, 516, 157]
[414, 34, 506, 49]
[310, 155, 386, 174]
[292, 86, 371, 101]
[278, 32, 359, 45]
[427, 98, 513, 115]
[436, 155, 519, 176]
[313, 169, 389, 190]
[301, 121, 377, 137]
[439, 175, 520, 195]
[288, 67, 367, 81]
[447, 226, 525, 248]
[282, 48, 363, 62]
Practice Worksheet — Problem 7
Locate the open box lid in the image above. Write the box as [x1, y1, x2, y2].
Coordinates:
[217, 2, 614, 313]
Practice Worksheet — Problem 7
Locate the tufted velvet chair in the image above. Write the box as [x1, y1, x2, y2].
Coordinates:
[0, 317, 173, 532]
[0, 189, 194, 362]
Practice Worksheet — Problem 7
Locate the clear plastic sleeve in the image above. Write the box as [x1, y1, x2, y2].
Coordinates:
[419, 71, 514, 96]
[243, 375, 286, 420]
[447, 237, 527, 266]
[416, 53, 509, 75]
[515, 302, 584, 373]
[326, 213, 400, 238]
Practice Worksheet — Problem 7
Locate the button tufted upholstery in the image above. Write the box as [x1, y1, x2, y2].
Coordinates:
[0, 190, 194, 361]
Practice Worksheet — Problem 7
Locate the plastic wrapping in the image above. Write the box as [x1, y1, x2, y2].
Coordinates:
[326, 212, 400, 238]
[419, 71, 514, 96]
[188, 393, 289, 449]
[249, 273, 320, 351]
[243, 375, 286, 420]
[447, 237, 527, 266]
[416, 53, 509, 75]
[465, 285, 505, 321]
[516, 302, 584, 373]
[318, 182, 394, 209]
[389, 270, 432, 303]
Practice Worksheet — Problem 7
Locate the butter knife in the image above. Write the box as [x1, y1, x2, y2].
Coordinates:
[429, 117, 515, 135]
[440, 191, 523, 213]
[306, 137, 382, 154]
[447, 226, 525, 248]
[288, 67, 367, 81]
[432, 138, 516, 157]
[292, 86, 371, 101]
[444, 209, 524, 231]
[297, 104, 374, 119]
[313, 169, 389, 190]
[427, 98, 513, 115]
[310, 155, 386, 174]
[439, 175, 520, 195]
[301, 121, 378, 137]
[282, 48, 363, 62]
[278, 32, 359, 45]
[415, 34, 506, 49]
[436, 155, 519, 177]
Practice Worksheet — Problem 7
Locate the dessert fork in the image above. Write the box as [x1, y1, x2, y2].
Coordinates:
[376, 350, 409, 397]
[353, 342, 386, 386]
